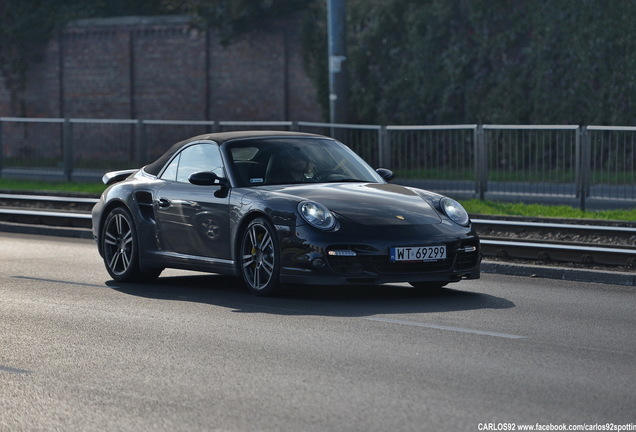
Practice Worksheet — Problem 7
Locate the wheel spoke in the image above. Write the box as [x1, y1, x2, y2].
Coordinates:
[104, 231, 118, 245]
[260, 233, 273, 252]
[261, 257, 274, 275]
[252, 266, 260, 288]
[242, 254, 255, 267]
[115, 214, 123, 235]
[108, 250, 121, 271]
[262, 263, 273, 281]
[122, 229, 133, 245]
[248, 226, 258, 248]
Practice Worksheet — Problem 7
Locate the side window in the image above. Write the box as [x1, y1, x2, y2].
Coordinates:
[160, 143, 224, 183]
[161, 154, 180, 182]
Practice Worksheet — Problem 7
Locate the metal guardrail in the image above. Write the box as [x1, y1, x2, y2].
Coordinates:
[0, 193, 99, 204]
[0, 208, 92, 220]
[473, 218, 636, 268]
[1, 118, 635, 210]
[1, 194, 635, 269]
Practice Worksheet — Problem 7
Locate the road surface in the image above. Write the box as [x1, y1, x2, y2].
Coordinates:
[1, 233, 634, 431]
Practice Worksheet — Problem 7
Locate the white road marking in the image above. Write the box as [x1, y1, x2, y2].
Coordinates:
[367, 317, 527, 339]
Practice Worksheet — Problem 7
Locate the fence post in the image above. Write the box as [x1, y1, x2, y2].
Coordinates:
[0, 120, 3, 178]
[379, 126, 391, 168]
[577, 126, 591, 211]
[62, 118, 73, 182]
[135, 119, 146, 165]
[474, 125, 487, 200]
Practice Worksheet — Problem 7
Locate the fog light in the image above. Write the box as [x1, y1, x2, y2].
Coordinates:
[312, 258, 325, 268]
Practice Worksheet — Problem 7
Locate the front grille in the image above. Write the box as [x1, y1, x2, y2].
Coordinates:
[373, 257, 453, 273]
[327, 254, 454, 276]
[326, 242, 480, 276]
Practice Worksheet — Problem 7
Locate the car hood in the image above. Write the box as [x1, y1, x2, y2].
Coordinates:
[273, 182, 442, 226]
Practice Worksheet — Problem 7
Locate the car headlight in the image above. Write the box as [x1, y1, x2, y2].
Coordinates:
[298, 201, 336, 230]
[441, 198, 470, 226]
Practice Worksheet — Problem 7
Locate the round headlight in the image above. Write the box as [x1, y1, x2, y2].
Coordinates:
[441, 198, 470, 226]
[298, 201, 336, 230]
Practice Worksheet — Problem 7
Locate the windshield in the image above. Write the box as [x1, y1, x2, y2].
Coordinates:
[225, 137, 384, 187]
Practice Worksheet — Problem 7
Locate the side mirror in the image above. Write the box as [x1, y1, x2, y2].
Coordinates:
[376, 168, 395, 182]
[189, 171, 229, 187]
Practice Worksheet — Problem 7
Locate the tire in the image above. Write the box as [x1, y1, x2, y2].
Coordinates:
[409, 281, 448, 290]
[239, 217, 281, 296]
[101, 207, 161, 282]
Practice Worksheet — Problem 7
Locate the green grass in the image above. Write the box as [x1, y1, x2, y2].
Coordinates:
[462, 199, 636, 221]
[0, 179, 106, 195]
[1, 179, 634, 221]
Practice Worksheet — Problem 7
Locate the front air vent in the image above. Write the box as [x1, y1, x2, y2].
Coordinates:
[135, 191, 155, 221]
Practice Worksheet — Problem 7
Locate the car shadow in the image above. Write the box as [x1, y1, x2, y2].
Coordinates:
[106, 273, 515, 318]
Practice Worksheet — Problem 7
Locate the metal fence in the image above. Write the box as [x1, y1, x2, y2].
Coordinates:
[1, 117, 634, 210]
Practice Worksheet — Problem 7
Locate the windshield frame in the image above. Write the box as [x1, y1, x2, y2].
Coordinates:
[223, 136, 384, 187]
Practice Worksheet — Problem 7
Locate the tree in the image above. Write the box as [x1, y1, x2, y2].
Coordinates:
[301, 0, 636, 125]
[164, 0, 313, 45]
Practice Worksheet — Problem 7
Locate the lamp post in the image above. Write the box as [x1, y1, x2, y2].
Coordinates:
[327, 0, 348, 127]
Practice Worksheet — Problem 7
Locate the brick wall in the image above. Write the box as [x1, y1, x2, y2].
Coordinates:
[0, 15, 322, 122]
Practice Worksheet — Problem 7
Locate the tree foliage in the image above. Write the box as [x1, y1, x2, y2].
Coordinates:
[302, 0, 636, 125]
[164, 0, 313, 45]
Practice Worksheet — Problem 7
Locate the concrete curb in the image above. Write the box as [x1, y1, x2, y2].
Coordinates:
[1, 222, 634, 287]
[481, 261, 636, 287]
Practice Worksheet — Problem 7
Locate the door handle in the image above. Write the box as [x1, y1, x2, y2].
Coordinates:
[157, 198, 171, 208]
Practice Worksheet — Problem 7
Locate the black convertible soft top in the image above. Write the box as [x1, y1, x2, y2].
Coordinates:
[143, 130, 323, 176]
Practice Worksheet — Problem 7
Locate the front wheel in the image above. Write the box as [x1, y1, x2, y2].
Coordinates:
[409, 281, 448, 290]
[239, 217, 281, 296]
[101, 207, 161, 282]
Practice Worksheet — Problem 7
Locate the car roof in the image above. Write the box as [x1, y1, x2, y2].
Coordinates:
[144, 130, 327, 176]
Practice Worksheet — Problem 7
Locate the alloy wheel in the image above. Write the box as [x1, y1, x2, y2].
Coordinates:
[103, 211, 134, 277]
[240, 218, 280, 295]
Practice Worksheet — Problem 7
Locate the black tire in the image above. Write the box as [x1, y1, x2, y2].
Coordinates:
[101, 207, 161, 282]
[409, 281, 448, 290]
[239, 217, 281, 296]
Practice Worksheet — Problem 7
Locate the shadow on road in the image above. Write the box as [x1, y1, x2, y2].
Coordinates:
[106, 273, 515, 317]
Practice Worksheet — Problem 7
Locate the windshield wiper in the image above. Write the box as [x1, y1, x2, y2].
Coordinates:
[321, 178, 367, 183]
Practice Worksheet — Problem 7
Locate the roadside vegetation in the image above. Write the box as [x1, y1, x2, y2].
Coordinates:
[0, 179, 106, 195]
[461, 200, 636, 222]
[1, 179, 634, 222]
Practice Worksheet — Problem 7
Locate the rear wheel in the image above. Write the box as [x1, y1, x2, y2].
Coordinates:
[101, 207, 161, 282]
[239, 217, 281, 296]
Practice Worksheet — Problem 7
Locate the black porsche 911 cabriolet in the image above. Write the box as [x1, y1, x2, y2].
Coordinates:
[92, 130, 480, 296]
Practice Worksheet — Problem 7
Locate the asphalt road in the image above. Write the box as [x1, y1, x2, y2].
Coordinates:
[1, 233, 635, 432]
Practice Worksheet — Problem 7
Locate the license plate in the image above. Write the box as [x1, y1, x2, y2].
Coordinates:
[390, 245, 447, 262]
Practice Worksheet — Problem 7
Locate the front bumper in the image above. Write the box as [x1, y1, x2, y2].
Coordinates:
[277, 223, 481, 286]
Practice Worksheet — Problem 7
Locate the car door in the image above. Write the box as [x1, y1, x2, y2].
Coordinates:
[155, 142, 231, 260]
